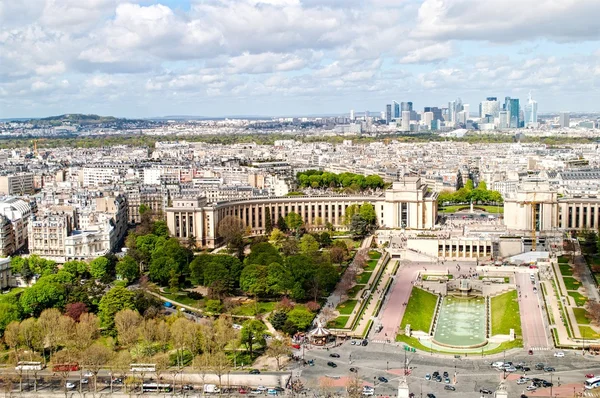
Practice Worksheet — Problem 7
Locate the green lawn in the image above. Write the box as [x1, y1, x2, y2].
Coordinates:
[357, 271, 372, 284]
[563, 277, 581, 291]
[573, 307, 591, 325]
[336, 300, 359, 315]
[368, 251, 381, 260]
[423, 274, 453, 280]
[559, 264, 573, 277]
[400, 287, 438, 333]
[491, 290, 522, 336]
[230, 301, 276, 316]
[568, 291, 587, 307]
[161, 292, 202, 308]
[327, 316, 350, 329]
[348, 284, 366, 298]
[365, 259, 378, 271]
[595, 273, 600, 285]
[558, 256, 570, 264]
[395, 334, 523, 355]
[438, 205, 504, 214]
[578, 325, 600, 339]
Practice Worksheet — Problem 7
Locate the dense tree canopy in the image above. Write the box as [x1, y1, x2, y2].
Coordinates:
[437, 179, 503, 205]
[296, 170, 385, 191]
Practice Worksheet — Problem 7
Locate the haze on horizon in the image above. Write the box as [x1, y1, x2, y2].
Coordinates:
[1, 0, 599, 119]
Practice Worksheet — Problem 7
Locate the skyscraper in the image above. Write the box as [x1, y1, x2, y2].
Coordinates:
[424, 107, 443, 122]
[499, 111, 509, 129]
[350, 109, 355, 121]
[401, 111, 410, 131]
[393, 101, 400, 119]
[481, 97, 500, 119]
[524, 92, 538, 128]
[401, 102, 413, 112]
[447, 98, 463, 124]
[559, 112, 570, 128]
[385, 104, 392, 124]
[505, 97, 520, 128]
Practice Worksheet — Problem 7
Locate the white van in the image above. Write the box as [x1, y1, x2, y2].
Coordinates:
[491, 362, 504, 369]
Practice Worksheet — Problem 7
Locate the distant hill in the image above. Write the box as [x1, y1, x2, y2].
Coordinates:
[37, 114, 122, 125]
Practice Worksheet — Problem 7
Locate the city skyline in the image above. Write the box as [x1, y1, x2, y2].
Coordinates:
[1, 0, 600, 118]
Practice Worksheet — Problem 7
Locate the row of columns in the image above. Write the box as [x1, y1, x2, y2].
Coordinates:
[439, 241, 492, 258]
[561, 203, 600, 230]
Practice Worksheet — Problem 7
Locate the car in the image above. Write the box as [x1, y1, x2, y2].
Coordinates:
[480, 388, 493, 394]
[435, 376, 442, 383]
[249, 369, 261, 374]
[586, 374, 595, 379]
[517, 379, 528, 385]
[521, 395, 528, 398]
[267, 388, 279, 396]
[535, 363, 544, 370]
[444, 378, 451, 384]
[533, 287, 538, 293]
[350, 340, 356, 345]
[432, 371, 439, 377]
[183, 385, 194, 391]
[257, 386, 268, 392]
[84, 371, 93, 377]
[523, 367, 531, 372]
[521, 377, 531, 382]
[66, 382, 76, 389]
[249, 389, 262, 395]
[361, 340, 368, 346]
[444, 386, 456, 391]
[329, 353, 340, 358]
[427, 394, 436, 398]
[327, 361, 337, 368]
[506, 366, 517, 373]
[425, 374, 431, 380]
[80, 378, 89, 384]
[544, 367, 555, 372]
[363, 389, 374, 396]
[542, 381, 553, 388]
[526, 386, 537, 391]
[528, 350, 533, 355]
[239, 388, 248, 394]
[274, 387, 284, 392]
[112, 378, 123, 385]
[292, 344, 301, 349]
[350, 368, 357, 373]
[554, 352, 565, 358]
[378, 377, 388, 383]
[443, 371, 449, 378]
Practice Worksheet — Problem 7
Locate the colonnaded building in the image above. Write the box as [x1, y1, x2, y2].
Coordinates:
[166, 177, 438, 248]
[166, 176, 600, 254]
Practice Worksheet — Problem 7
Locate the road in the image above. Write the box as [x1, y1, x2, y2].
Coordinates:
[516, 272, 552, 350]
[298, 340, 600, 398]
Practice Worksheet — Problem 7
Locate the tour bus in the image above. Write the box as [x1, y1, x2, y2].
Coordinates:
[585, 376, 600, 390]
[130, 363, 156, 373]
[142, 383, 172, 392]
[15, 361, 44, 371]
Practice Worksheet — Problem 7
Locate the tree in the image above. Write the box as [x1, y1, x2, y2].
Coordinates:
[330, 246, 345, 265]
[65, 302, 88, 322]
[240, 265, 268, 297]
[217, 215, 246, 252]
[265, 208, 273, 234]
[269, 311, 288, 331]
[116, 256, 140, 282]
[344, 204, 360, 225]
[152, 220, 170, 237]
[349, 213, 369, 237]
[456, 169, 464, 190]
[98, 286, 136, 331]
[19, 318, 41, 358]
[266, 262, 293, 296]
[477, 180, 488, 191]
[0, 302, 20, 336]
[89, 257, 110, 280]
[62, 260, 88, 277]
[276, 216, 288, 232]
[82, 343, 113, 393]
[281, 238, 299, 256]
[38, 309, 61, 361]
[240, 319, 267, 357]
[73, 313, 100, 352]
[465, 178, 474, 191]
[286, 306, 315, 331]
[246, 242, 283, 266]
[299, 234, 319, 256]
[266, 338, 291, 370]
[285, 212, 303, 232]
[115, 309, 142, 348]
[320, 232, 332, 247]
[20, 276, 67, 316]
[359, 202, 377, 225]
[269, 228, 286, 245]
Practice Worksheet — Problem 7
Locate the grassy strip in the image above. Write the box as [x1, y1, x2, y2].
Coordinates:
[357, 271, 373, 284]
[391, 260, 400, 276]
[348, 284, 366, 298]
[368, 251, 381, 260]
[552, 264, 564, 296]
[160, 292, 202, 308]
[491, 290, 522, 335]
[362, 320, 373, 338]
[327, 316, 350, 329]
[568, 291, 587, 307]
[558, 256, 570, 264]
[400, 287, 438, 333]
[563, 277, 581, 291]
[578, 325, 600, 339]
[336, 300, 359, 315]
[553, 280, 574, 338]
[552, 328, 560, 346]
[395, 334, 522, 355]
[559, 264, 573, 277]
[573, 308, 591, 325]
[230, 301, 276, 316]
[423, 274, 453, 280]
[373, 278, 393, 318]
[438, 205, 504, 214]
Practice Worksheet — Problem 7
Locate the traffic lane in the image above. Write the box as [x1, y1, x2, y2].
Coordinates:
[516, 273, 549, 349]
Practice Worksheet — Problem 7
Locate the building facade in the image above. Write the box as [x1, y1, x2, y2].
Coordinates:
[0, 173, 34, 195]
[166, 177, 438, 248]
[0, 197, 33, 254]
[0, 257, 11, 290]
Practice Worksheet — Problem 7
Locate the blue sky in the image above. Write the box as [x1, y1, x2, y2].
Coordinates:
[0, 0, 599, 118]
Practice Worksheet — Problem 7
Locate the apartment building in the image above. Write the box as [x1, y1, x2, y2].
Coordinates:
[0, 197, 33, 254]
[0, 173, 34, 195]
[0, 257, 10, 289]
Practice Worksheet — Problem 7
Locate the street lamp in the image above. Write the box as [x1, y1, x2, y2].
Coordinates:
[550, 373, 553, 398]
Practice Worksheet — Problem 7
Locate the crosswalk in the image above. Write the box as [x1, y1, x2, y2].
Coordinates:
[582, 391, 595, 397]
[529, 346, 551, 351]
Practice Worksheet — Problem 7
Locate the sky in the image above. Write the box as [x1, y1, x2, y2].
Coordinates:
[1, 0, 599, 118]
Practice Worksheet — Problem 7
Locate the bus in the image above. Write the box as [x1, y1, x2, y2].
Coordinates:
[52, 363, 79, 372]
[585, 377, 600, 390]
[142, 383, 172, 392]
[15, 362, 43, 371]
[130, 363, 156, 373]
